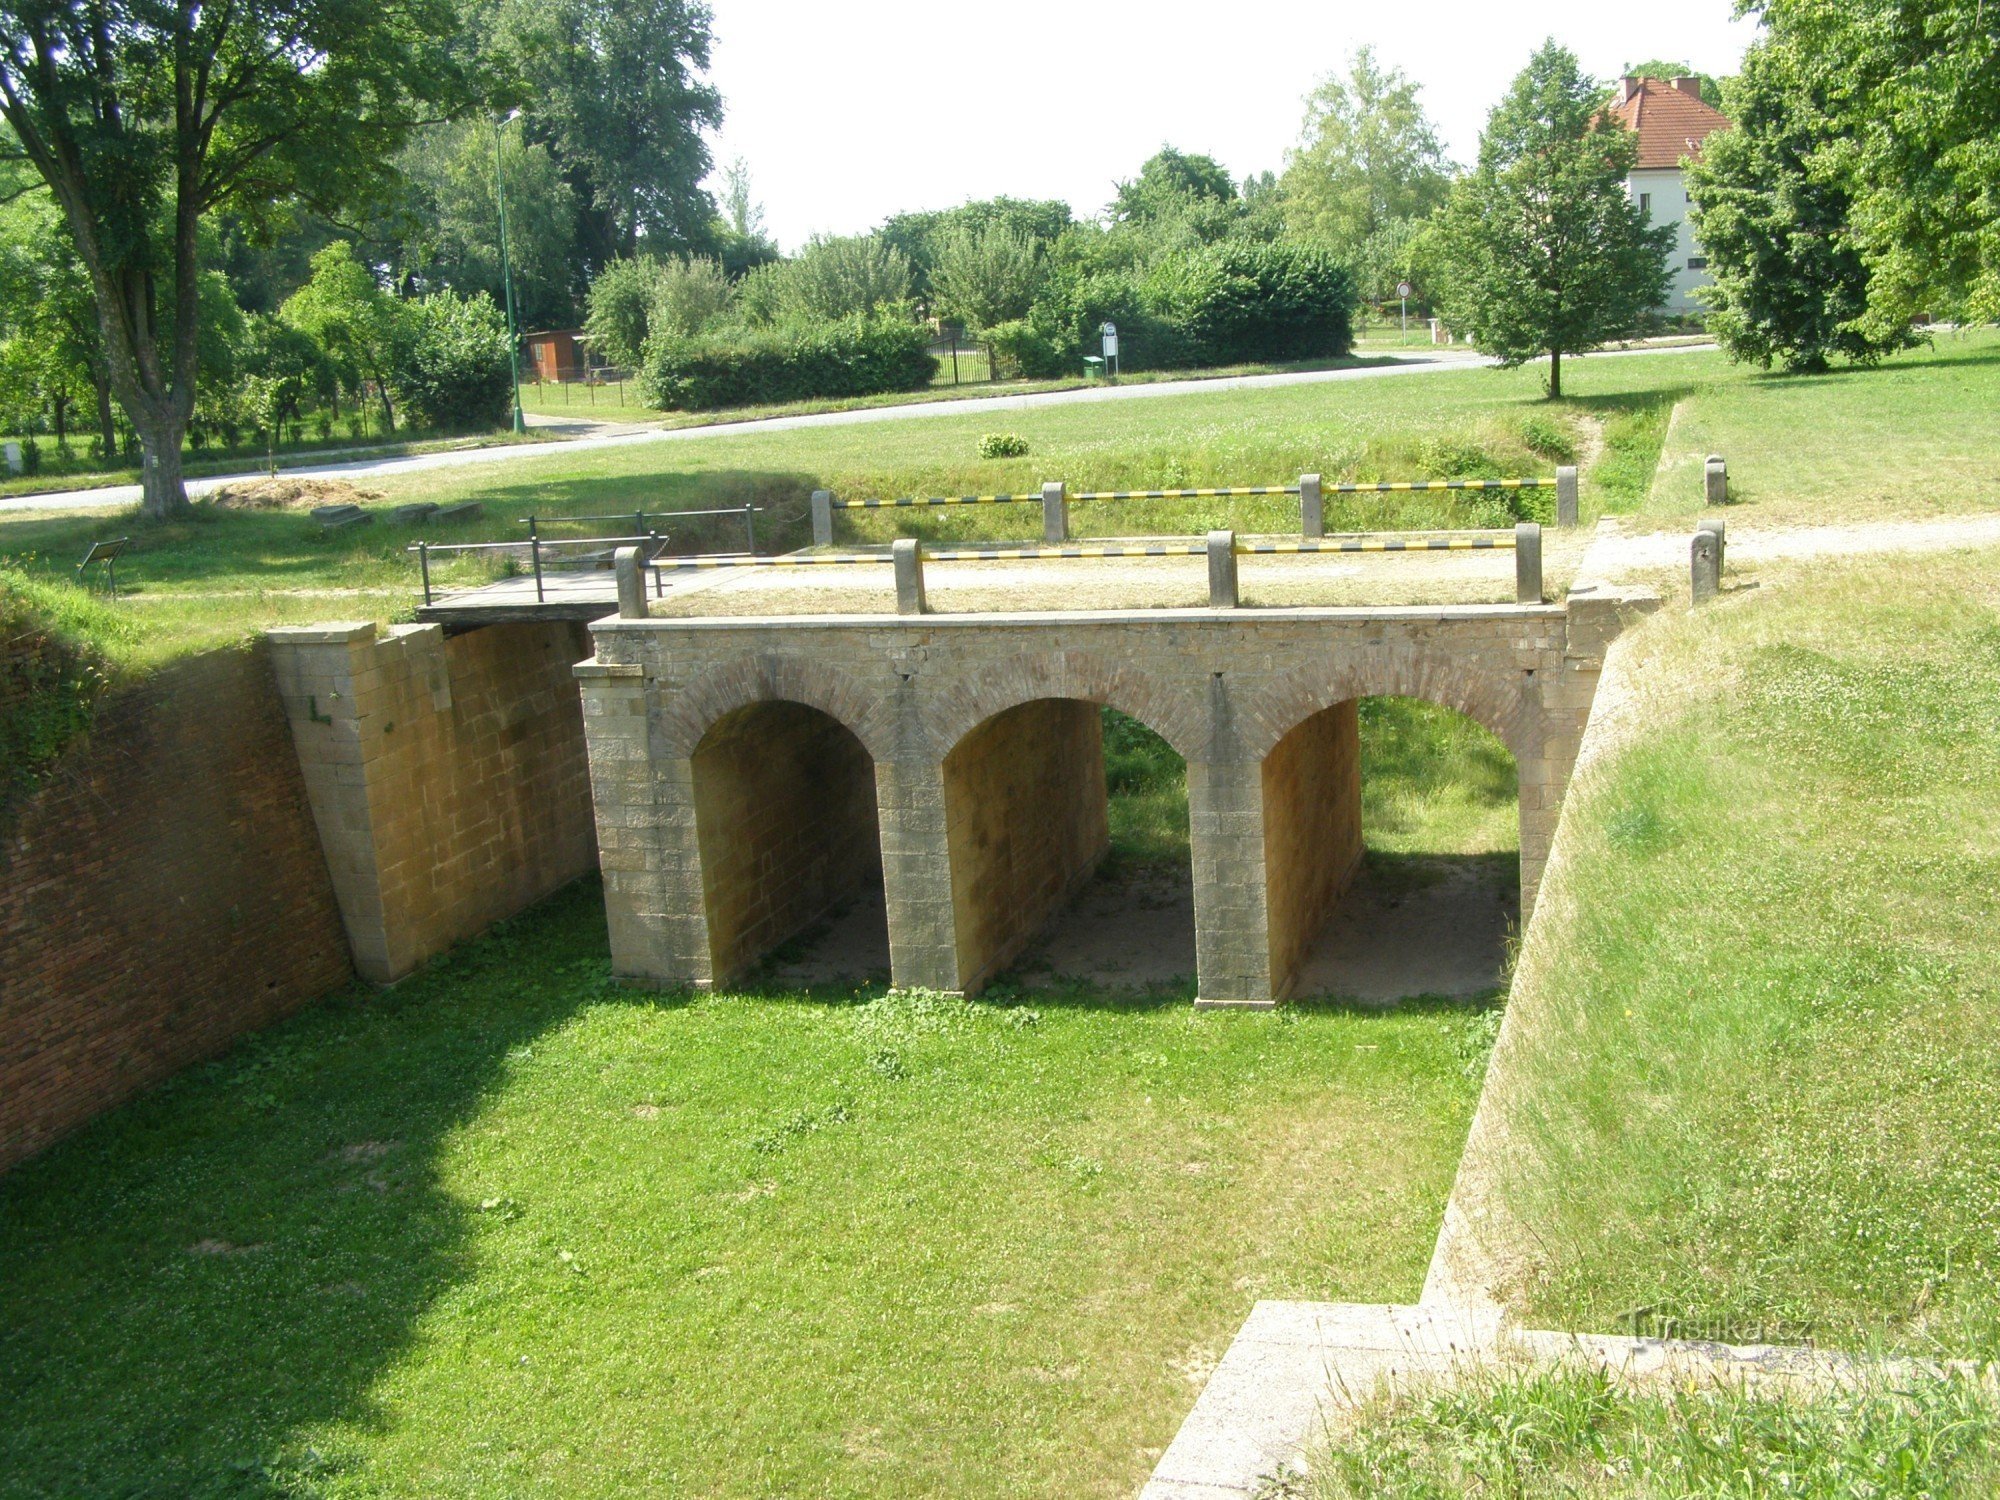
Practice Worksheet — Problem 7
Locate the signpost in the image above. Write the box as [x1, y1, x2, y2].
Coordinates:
[1397, 281, 1413, 333]
[1100, 320, 1119, 379]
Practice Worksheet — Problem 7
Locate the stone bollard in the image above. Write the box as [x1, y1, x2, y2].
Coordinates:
[1555, 465, 1579, 528]
[1299, 472, 1324, 538]
[1041, 480, 1069, 543]
[810, 489, 834, 547]
[892, 538, 927, 615]
[1691, 528, 1721, 605]
[1207, 530, 1239, 608]
[614, 546, 649, 619]
[1515, 522, 1543, 605]
[1705, 454, 1728, 507]
[3, 441, 20, 476]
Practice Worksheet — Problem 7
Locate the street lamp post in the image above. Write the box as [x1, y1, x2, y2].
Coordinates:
[494, 110, 526, 434]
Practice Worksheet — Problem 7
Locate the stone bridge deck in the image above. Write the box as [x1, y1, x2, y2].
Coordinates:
[575, 593, 1632, 1007]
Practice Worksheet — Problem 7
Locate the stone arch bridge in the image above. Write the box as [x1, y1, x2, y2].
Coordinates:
[575, 594, 1631, 1007]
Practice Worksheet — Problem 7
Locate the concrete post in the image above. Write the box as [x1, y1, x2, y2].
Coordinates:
[810, 489, 834, 547]
[1698, 514, 1726, 579]
[1299, 473, 1324, 538]
[1704, 454, 1727, 506]
[614, 546, 649, 619]
[1514, 522, 1543, 605]
[1555, 465, 1579, 528]
[1041, 481, 1068, 543]
[1691, 527, 1721, 604]
[892, 538, 927, 615]
[3, 441, 20, 476]
[1207, 530, 1239, 608]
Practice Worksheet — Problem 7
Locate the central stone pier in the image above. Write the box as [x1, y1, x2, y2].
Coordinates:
[575, 598, 1628, 1006]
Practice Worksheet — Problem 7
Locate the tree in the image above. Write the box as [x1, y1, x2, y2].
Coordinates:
[711, 158, 778, 277]
[584, 256, 665, 369]
[1687, 39, 1915, 373]
[1112, 147, 1236, 222]
[879, 196, 1071, 296]
[0, 0, 484, 518]
[1753, 0, 2000, 332]
[389, 290, 513, 431]
[0, 197, 116, 450]
[1431, 42, 1673, 398]
[930, 225, 1045, 330]
[393, 120, 580, 332]
[282, 243, 407, 430]
[648, 256, 733, 339]
[490, 0, 722, 269]
[1282, 46, 1451, 284]
[774, 235, 913, 322]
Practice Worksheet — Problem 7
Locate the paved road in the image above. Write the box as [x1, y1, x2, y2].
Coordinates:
[1, 344, 1713, 515]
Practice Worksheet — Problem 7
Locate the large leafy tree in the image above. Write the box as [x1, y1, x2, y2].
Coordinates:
[1432, 41, 1672, 398]
[1753, 0, 2000, 332]
[1282, 45, 1451, 286]
[0, 0, 486, 518]
[0, 196, 115, 449]
[392, 120, 580, 331]
[1688, 38, 1914, 373]
[489, 0, 722, 270]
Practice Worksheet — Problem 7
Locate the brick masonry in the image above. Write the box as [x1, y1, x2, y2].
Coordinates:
[576, 596, 1639, 1007]
[0, 644, 353, 1174]
[1261, 701, 1364, 999]
[266, 620, 598, 983]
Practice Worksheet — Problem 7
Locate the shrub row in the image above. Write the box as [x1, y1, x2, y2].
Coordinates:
[639, 317, 938, 411]
[988, 242, 1355, 379]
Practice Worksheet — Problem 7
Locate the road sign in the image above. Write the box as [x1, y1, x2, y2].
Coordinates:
[1100, 321, 1119, 365]
[1396, 281, 1413, 300]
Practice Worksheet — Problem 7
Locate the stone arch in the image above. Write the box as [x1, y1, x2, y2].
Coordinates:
[927, 649, 1206, 762]
[657, 652, 896, 762]
[1242, 650, 1535, 764]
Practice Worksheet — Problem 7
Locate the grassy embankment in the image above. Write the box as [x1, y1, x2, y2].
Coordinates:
[0, 346, 1730, 657]
[0, 689, 1511, 1498]
[1451, 548, 2000, 1360]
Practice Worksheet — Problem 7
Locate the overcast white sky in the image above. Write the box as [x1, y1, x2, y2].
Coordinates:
[701, 1, 1762, 251]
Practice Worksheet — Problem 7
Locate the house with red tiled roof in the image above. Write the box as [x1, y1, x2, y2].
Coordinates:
[1603, 76, 1733, 315]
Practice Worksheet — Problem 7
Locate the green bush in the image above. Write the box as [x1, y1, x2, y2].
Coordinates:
[985, 318, 1066, 379]
[639, 317, 937, 411]
[1518, 412, 1578, 462]
[388, 292, 513, 432]
[977, 432, 1029, 459]
[1141, 241, 1355, 366]
[0, 568, 131, 821]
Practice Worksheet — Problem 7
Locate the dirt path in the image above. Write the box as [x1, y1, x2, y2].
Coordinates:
[1584, 511, 2000, 578]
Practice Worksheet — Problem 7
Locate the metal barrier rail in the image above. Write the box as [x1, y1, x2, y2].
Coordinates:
[622, 521, 1546, 616]
[411, 532, 664, 604]
[525, 505, 760, 553]
[1239, 534, 1514, 553]
[830, 493, 1038, 509]
[1325, 478, 1553, 493]
[1072, 485, 1300, 501]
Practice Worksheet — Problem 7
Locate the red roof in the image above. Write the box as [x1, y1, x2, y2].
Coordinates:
[1602, 77, 1732, 170]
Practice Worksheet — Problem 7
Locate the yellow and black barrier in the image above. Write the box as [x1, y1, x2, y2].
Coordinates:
[829, 493, 1039, 509]
[1070, 485, 1300, 501]
[1325, 478, 1553, 493]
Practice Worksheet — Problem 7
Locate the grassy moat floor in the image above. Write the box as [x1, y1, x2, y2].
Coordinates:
[0, 702, 1510, 1499]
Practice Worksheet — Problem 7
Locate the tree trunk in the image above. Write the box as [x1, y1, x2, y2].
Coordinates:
[1548, 348, 1563, 400]
[95, 378, 116, 454]
[134, 410, 190, 520]
[51, 393, 68, 447]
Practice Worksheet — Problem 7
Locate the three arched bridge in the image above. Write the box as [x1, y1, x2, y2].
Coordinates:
[575, 595, 1633, 1007]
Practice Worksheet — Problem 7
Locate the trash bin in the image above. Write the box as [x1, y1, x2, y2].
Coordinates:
[1082, 356, 1105, 379]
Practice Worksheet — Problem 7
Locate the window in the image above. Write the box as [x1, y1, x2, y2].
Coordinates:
[1687, 256, 1709, 271]
[1639, 192, 1652, 214]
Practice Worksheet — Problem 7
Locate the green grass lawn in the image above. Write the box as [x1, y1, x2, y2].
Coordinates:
[0, 694, 1509, 1497]
[1453, 545, 2000, 1359]
[0, 924, 1491, 1496]
[1311, 1363, 2000, 1498]
[5, 335, 1999, 668]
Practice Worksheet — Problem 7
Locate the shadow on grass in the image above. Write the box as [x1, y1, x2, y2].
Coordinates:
[0, 878, 632, 1496]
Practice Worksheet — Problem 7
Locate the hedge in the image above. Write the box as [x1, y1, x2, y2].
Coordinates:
[1142, 242, 1355, 366]
[639, 317, 938, 410]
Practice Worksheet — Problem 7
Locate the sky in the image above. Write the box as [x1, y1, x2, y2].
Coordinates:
[700, 0, 1762, 252]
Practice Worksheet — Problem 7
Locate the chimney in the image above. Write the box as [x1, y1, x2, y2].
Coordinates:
[1617, 75, 1640, 105]
[1671, 76, 1702, 97]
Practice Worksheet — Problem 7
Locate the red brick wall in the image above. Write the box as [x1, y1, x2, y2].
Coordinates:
[0, 643, 353, 1174]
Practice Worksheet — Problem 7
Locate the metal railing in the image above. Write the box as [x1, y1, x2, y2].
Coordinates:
[410, 531, 665, 605]
[526, 505, 761, 555]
